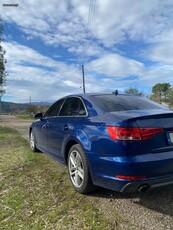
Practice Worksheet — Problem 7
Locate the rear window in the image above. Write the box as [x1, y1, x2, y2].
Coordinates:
[90, 95, 168, 112]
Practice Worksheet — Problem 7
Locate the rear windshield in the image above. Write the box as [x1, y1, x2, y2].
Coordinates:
[90, 95, 168, 112]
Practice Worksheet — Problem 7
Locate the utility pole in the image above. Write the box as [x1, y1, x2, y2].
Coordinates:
[29, 96, 31, 116]
[18, 100, 20, 115]
[82, 64, 85, 94]
[0, 95, 1, 116]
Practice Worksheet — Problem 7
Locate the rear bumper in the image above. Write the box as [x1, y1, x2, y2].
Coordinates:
[120, 175, 173, 192]
[87, 150, 173, 192]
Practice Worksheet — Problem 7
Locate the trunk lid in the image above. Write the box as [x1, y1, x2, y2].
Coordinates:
[109, 109, 173, 153]
[110, 109, 173, 129]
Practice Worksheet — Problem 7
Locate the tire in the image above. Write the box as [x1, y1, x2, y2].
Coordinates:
[67, 144, 95, 194]
[29, 130, 39, 152]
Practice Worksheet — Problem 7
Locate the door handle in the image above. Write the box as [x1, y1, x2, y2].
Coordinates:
[63, 125, 69, 131]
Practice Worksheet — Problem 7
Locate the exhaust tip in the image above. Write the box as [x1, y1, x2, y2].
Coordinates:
[138, 184, 150, 192]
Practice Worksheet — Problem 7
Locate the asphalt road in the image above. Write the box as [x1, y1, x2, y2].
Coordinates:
[1, 115, 173, 229]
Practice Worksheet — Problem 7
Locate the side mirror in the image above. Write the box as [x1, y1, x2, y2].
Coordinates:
[34, 113, 43, 119]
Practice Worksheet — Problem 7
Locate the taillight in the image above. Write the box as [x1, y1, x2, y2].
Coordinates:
[107, 126, 164, 141]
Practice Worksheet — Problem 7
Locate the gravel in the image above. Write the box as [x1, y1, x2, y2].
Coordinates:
[93, 187, 173, 229]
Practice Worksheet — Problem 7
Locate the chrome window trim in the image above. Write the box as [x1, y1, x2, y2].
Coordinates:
[58, 96, 88, 117]
[45, 96, 88, 118]
[44, 98, 65, 118]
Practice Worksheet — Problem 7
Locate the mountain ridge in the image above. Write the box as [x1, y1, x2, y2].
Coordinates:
[0, 101, 52, 114]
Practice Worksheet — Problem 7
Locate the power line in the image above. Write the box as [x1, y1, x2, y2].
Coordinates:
[81, 0, 96, 93]
[82, 0, 96, 64]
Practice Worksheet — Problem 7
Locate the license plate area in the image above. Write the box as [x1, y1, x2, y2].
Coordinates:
[167, 132, 173, 145]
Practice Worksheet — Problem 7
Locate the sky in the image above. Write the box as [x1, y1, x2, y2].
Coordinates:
[1, 0, 173, 103]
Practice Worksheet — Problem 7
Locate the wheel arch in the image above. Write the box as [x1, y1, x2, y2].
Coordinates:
[63, 138, 80, 165]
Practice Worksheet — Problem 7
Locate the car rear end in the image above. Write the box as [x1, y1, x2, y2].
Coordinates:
[86, 95, 173, 192]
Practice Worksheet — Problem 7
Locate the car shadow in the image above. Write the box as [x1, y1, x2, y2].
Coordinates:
[90, 185, 173, 217]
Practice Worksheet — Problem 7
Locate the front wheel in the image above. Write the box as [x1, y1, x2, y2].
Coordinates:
[67, 144, 95, 194]
[29, 130, 39, 152]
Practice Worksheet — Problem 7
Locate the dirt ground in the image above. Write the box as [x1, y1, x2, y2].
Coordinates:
[0, 115, 32, 140]
[1, 115, 173, 229]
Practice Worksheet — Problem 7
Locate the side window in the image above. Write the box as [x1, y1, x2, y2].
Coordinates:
[78, 99, 87, 116]
[45, 99, 64, 117]
[59, 97, 86, 116]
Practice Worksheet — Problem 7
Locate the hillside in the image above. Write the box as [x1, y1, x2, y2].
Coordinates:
[0, 101, 51, 114]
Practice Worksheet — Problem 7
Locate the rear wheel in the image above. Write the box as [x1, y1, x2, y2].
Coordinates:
[30, 130, 39, 152]
[67, 144, 95, 194]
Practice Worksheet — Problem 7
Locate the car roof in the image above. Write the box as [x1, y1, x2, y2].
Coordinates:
[64, 93, 134, 100]
[60, 93, 139, 100]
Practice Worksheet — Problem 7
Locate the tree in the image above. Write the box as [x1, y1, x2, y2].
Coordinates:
[151, 83, 171, 103]
[125, 87, 144, 96]
[27, 105, 38, 115]
[0, 18, 7, 115]
[0, 18, 6, 92]
[168, 87, 173, 108]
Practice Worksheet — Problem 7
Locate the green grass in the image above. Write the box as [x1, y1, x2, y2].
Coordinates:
[0, 126, 123, 230]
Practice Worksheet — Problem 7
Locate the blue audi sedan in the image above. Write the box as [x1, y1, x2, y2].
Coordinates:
[29, 93, 173, 194]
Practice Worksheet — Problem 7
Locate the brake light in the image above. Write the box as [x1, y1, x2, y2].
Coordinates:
[107, 126, 164, 141]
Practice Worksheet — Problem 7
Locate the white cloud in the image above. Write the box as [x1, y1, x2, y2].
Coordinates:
[144, 30, 173, 65]
[2, 0, 172, 48]
[1, 0, 86, 48]
[72, 0, 173, 46]
[142, 65, 173, 86]
[3, 42, 83, 102]
[86, 53, 173, 91]
[2, 41, 144, 102]
[2, 40, 173, 102]
[1, 0, 173, 102]
[3, 41, 79, 74]
[87, 53, 144, 77]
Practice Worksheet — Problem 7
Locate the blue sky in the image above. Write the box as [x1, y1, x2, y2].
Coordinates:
[1, 0, 173, 103]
